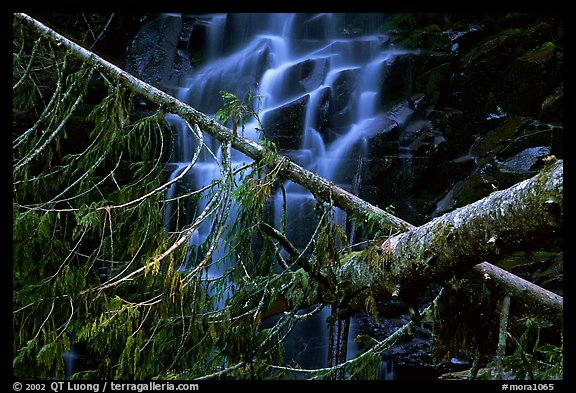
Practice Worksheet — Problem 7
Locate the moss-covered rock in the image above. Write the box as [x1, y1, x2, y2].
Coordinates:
[540, 83, 563, 123]
[470, 116, 527, 158]
[400, 24, 452, 52]
[457, 28, 524, 121]
[415, 61, 453, 107]
[509, 41, 562, 115]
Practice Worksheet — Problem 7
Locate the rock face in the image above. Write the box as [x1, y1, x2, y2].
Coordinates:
[361, 14, 563, 226]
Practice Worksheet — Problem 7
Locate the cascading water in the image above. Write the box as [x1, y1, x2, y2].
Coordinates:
[161, 13, 415, 374]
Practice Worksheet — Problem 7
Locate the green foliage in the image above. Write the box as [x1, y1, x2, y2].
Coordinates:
[483, 318, 563, 380]
[12, 22, 184, 379]
[431, 280, 497, 363]
[363, 295, 380, 326]
[431, 220, 454, 249]
[349, 207, 392, 241]
[315, 203, 348, 268]
[348, 351, 381, 380]
[215, 89, 264, 137]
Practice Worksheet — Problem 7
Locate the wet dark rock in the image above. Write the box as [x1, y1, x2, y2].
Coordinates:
[540, 83, 563, 123]
[496, 146, 550, 174]
[429, 112, 561, 218]
[430, 171, 490, 218]
[186, 16, 208, 59]
[126, 14, 192, 90]
[220, 14, 265, 53]
[453, 19, 563, 122]
[353, 311, 440, 379]
[184, 37, 272, 113]
[277, 58, 330, 102]
[431, 143, 550, 218]
[470, 116, 528, 158]
[457, 29, 523, 121]
[484, 118, 559, 162]
[496, 251, 563, 295]
[379, 51, 456, 111]
[411, 154, 475, 218]
[379, 53, 418, 104]
[510, 42, 563, 115]
[328, 68, 360, 134]
[292, 13, 335, 40]
[263, 95, 310, 150]
[313, 87, 333, 137]
[449, 23, 488, 54]
[424, 107, 468, 158]
[462, 27, 523, 67]
[414, 61, 453, 108]
[399, 23, 452, 52]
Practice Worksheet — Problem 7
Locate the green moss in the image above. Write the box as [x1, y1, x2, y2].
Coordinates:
[502, 27, 523, 37]
[523, 159, 562, 227]
[532, 250, 557, 259]
[522, 20, 555, 45]
[339, 250, 361, 266]
[400, 24, 452, 51]
[416, 62, 452, 106]
[380, 13, 420, 31]
[519, 41, 556, 63]
[360, 244, 385, 270]
[431, 220, 454, 249]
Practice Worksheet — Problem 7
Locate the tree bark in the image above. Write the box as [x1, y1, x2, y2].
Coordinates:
[468, 262, 563, 325]
[254, 160, 563, 326]
[325, 160, 562, 318]
[14, 13, 563, 325]
[496, 294, 512, 380]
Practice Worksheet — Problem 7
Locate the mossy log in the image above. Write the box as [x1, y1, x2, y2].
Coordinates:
[323, 160, 562, 320]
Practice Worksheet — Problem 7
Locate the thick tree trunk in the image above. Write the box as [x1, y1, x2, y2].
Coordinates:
[15, 13, 562, 325]
[270, 160, 563, 324]
[325, 160, 562, 317]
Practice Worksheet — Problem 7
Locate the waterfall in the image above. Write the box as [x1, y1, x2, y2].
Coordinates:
[160, 12, 414, 373]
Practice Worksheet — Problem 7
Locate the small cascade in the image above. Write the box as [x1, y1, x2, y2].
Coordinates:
[379, 359, 397, 380]
[62, 345, 77, 379]
[157, 12, 417, 375]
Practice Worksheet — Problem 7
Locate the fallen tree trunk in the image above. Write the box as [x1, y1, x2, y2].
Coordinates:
[263, 160, 563, 325]
[15, 13, 562, 325]
[320, 160, 562, 321]
[468, 262, 563, 325]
